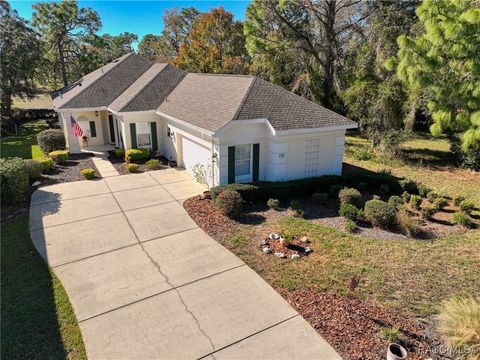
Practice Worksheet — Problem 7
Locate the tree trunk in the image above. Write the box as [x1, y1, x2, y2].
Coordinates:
[322, 1, 337, 110]
[57, 39, 68, 87]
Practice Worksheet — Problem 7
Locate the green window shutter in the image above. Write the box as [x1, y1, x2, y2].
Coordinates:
[89, 121, 97, 137]
[150, 122, 158, 151]
[228, 146, 235, 184]
[130, 123, 137, 148]
[252, 143, 260, 182]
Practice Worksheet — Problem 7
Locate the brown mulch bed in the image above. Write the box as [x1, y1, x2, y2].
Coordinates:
[108, 153, 170, 175]
[38, 153, 100, 187]
[278, 289, 446, 360]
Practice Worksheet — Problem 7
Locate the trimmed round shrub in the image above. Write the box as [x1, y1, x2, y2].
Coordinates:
[418, 183, 431, 197]
[344, 220, 358, 233]
[48, 150, 69, 164]
[267, 198, 281, 210]
[421, 207, 436, 220]
[114, 147, 125, 158]
[289, 199, 301, 210]
[427, 191, 439, 202]
[0, 158, 29, 205]
[379, 184, 389, 195]
[25, 159, 42, 179]
[432, 197, 449, 211]
[452, 212, 475, 228]
[127, 163, 139, 173]
[339, 203, 362, 221]
[364, 199, 396, 228]
[328, 184, 343, 199]
[312, 192, 328, 205]
[37, 129, 66, 154]
[338, 187, 361, 207]
[37, 157, 54, 172]
[145, 159, 161, 170]
[409, 195, 422, 210]
[357, 182, 367, 192]
[459, 200, 476, 213]
[80, 168, 96, 180]
[453, 194, 466, 207]
[125, 148, 148, 162]
[388, 195, 403, 210]
[215, 190, 243, 218]
[402, 191, 411, 204]
[399, 179, 418, 194]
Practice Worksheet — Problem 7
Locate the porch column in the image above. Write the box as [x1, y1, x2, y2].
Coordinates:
[61, 111, 81, 154]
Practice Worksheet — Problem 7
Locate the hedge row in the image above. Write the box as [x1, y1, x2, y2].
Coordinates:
[211, 172, 404, 202]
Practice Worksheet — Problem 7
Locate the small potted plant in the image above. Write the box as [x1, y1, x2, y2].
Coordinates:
[387, 343, 407, 360]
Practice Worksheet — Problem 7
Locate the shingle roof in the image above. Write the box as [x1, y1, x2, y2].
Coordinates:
[58, 53, 152, 109]
[157, 73, 255, 132]
[235, 77, 356, 131]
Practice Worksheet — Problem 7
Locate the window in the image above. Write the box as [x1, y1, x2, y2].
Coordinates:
[235, 144, 251, 178]
[136, 122, 151, 147]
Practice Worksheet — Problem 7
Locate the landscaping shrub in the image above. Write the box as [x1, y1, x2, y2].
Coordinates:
[312, 192, 328, 205]
[338, 187, 361, 207]
[357, 182, 367, 192]
[453, 195, 466, 207]
[127, 163, 139, 173]
[379, 327, 400, 343]
[409, 195, 422, 210]
[379, 184, 389, 195]
[0, 158, 29, 205]
[399, 179, 418, 194]
[48, 150, 69, 164]
[388, 195, 403, 210]
[438, 296, 480, 359]
[353, 147, 373, 161]
[339, 203, 362, 221]
[25, 159, 42, 179]
[397, 209, 421, 237]
[402, 191, 411, 204]
[433, 197, 449, 211]
[418, 183, 431, 197]
[289, 199, 301, 210]
[214, 189, 243, 218]
[80, 168, 96, 180]
[421, 207, 436, 220]
[145, 159, 161, 170]
[452, 212, 475, 228]
[37, 157, 54, 172]
[329, 184, 343, 199]
[267, 198, 280, 210]
[293, 208, 304, 218]
[114, 147, 125, 158]
[344, 220, 358, 233]
[364, 199, 396, 228]
[37, 129, 66, 154]
[459, 200, 476, 213]
[125, 148, 148, 162]
[427, 191, 439, 202]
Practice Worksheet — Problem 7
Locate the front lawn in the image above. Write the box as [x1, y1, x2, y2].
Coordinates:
[0, 121, 48, 159]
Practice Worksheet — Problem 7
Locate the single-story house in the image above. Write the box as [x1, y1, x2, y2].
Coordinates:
[52, 53, 357, 186]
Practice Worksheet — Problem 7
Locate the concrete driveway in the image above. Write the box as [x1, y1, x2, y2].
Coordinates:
[29, 168, 340, 359]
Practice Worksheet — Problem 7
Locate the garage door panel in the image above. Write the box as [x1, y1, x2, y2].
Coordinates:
[181, 136, 211, 177]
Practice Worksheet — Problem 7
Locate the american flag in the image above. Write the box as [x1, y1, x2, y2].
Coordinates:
[71, 116, 83, 137]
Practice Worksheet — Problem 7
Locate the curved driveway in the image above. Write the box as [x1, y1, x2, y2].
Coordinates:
[29, 169, 340, 359]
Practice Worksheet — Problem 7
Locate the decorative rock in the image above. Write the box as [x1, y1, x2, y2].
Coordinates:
[304, 247, 312, 254]
[291, 254, 301, 260]
[32, 181, 41, 187]
[300, 236, 310, 243]
[274, 252, 286, 258]
[269, 232, 280, 240]
[279, 237, 290, 248]
[260, 239, 269, 246]
[262, 247, 271, 254]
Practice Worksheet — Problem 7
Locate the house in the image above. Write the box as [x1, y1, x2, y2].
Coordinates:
[52, 53, 357, 186]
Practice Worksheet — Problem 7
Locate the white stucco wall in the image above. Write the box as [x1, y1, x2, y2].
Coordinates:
[73, 111, 105, 147]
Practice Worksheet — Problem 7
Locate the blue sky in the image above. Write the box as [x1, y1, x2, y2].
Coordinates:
[11, 1, 251, 44]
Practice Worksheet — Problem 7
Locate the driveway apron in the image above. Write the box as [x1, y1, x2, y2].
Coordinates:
[29, 168, 341, 359]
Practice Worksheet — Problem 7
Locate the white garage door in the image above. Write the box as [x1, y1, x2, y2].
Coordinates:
[182, 136, 212, 177]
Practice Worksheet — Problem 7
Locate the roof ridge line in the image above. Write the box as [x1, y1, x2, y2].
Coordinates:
[232, 76, 258, 121]
[116, 62, 166, 112]
[60, 53, 134, 110]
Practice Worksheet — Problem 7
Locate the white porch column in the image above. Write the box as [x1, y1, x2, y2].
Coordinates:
[60, 111, 81, 154]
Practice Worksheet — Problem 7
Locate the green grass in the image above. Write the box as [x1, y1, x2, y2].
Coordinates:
[1, 121, 48, 159]
[1, 214, 86, 359]
[232, 218, 480, 317]
[345, 134, 480, 205]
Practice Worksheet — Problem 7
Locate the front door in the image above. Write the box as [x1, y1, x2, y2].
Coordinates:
[108, 115, 115, 144]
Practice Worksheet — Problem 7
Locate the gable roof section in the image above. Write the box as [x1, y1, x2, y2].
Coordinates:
[157, 73, 254, 132]
[52, 53, 132, 109]
[58, 53, 152, 109]
[119, 64, 187, 113]
[235, 77, 356, 131]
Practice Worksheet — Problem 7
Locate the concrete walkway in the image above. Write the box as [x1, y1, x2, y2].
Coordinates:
[29, 169, 340, 359]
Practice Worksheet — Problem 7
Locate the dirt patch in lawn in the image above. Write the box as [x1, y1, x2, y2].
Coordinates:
[38, 153, 100, 187]
[278, 289, 445, 360]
